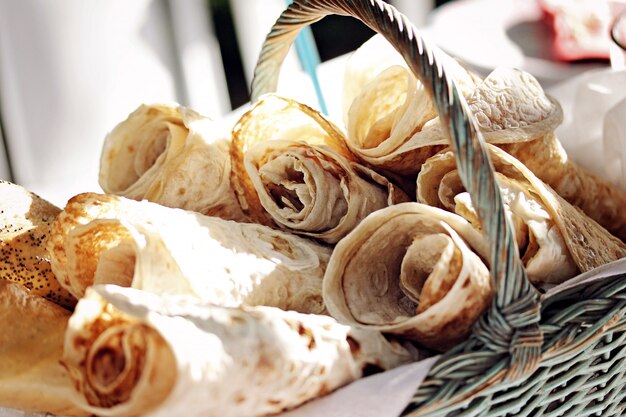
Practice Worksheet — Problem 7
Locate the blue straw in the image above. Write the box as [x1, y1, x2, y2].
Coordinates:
[285, 0, 328, 115]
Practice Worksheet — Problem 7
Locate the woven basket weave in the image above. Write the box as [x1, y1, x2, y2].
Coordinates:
[251, 1, 626, 416]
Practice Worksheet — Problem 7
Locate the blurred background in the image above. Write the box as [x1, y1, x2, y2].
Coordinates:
[0, 0, 620, 205]
[0, 0, 451, 204]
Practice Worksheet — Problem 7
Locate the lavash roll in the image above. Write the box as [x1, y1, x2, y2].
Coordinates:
[343, 35, 481, 175]
[323, 202, 493, 351]
[0, 180, 76, 309]
[231, 94, 407, 244]
[47, 193, 330, 314]
[63, 285, 419, 417]
[345, 37, 626, 239]
[99, 104, 247, 222]
[0, 281, 86, 416]
[501, 132, 626, 241]
[465, 68, 626, 241]
[417, 145, 626, 285]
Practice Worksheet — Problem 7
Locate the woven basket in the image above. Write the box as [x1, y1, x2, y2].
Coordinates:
[251, 1, 626, 416]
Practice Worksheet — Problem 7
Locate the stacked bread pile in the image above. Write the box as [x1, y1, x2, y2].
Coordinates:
[1, 35, 625, 417]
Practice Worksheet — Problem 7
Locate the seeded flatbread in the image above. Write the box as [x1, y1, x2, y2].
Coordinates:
[0, 180, 75, 309]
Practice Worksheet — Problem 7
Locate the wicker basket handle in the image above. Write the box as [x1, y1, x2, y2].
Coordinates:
[251, 0, 542, 380]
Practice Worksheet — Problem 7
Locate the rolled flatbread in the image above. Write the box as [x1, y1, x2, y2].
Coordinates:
[323, 202, 493, 351]
[465, 67, 626, 242]
[501, 132, 626, 241]
[343, 35, 481, 175]
[0, 180, 76, 309]
[99, 104, 247, 222]
[417, 145, 626, 285]
[231, 94, 408, 243]
[345, 37, 626, 240]
[62, 285, 420, 417]
[0, 280, 85, 416]
[47, 193, 330, 314]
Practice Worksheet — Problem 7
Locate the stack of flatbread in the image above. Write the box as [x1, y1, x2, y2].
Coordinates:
[100, 95, 407, 244]
[344, 35, 626, 241]
[1, 32, 625, 417]
[230, 95, 408, 243]
[1, 183, 420, 417]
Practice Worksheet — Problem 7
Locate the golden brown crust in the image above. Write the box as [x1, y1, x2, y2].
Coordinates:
[492, 145, 626, 270]
[48, 192, 332, 315]
[47, 193, 125, 297]
[229, 104, 278, 227]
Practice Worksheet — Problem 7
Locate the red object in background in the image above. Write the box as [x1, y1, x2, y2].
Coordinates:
[539, 0, 611, 61]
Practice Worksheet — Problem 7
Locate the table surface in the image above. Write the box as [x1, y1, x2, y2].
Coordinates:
[424, 0, 607, 86]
